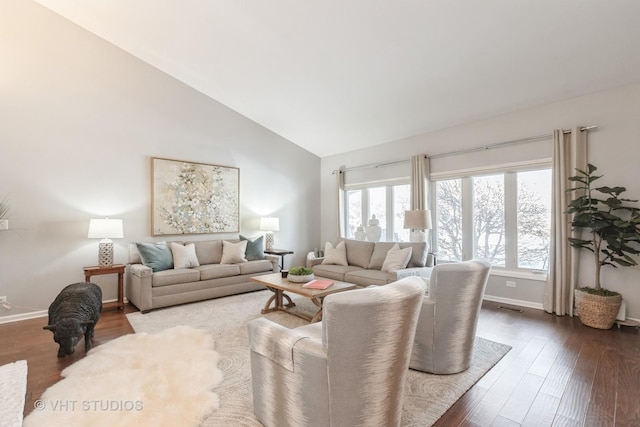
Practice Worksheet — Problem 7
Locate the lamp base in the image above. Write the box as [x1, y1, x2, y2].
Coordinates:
[409, 230, 426, 242]
[98, 239, 114, 266]
[264, 232, 274, 251]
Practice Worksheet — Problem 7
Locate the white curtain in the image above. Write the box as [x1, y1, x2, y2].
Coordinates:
[335, 168, 345, 238]
[544, 127, 587, 316]
[410, 155, 430, 210]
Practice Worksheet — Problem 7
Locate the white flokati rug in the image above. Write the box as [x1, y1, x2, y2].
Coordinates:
[23, 326, 223, 427]
[0, 359, 28, 427]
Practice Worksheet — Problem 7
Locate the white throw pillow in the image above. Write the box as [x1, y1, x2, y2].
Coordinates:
[170, 243, 200, 269]
[381, 244, 413, 272]
[221, 240, 248, 264]
[321, 241, 348, 266]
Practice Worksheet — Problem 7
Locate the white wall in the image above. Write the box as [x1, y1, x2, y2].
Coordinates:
[0, 0, 320, 320]
[321, 84, 640, 318]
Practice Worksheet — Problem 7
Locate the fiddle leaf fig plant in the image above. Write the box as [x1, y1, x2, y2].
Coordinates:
[566, 164, 640, 293]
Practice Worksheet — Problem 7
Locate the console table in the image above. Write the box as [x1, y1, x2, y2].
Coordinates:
[83, 264, 125, 310]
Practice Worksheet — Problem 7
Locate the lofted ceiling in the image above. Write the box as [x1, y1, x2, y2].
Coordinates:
[35, 0, 640, 157]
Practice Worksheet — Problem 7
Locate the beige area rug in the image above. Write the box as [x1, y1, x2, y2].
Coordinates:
[127, 290, 511, 427]
[0, 359, 27, 427]
[23, 326, 223, 427]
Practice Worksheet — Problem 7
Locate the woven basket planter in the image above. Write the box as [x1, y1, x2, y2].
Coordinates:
[574, 289, 622, 329]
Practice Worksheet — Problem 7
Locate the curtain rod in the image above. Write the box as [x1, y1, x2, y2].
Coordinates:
[428, 125, 597, 160]
[337, 125, 597, 172]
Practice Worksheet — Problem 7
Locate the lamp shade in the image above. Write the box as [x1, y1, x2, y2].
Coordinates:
[403, 210, 432, 230]
[88, 218, 124, 239]
[259, 217, 280, 232]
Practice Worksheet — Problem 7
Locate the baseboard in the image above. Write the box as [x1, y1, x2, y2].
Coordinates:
[0, 310, 48, 324]
[483, 295, 544, 311]
[483, 295, 640, 323]
[0, 298, 124, 325]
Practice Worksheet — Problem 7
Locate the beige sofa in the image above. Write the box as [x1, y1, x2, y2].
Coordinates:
[308, 239, 433, 286]
[127, 239, 277, 312]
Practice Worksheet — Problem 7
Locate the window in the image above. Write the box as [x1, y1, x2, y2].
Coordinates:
[345, 183, 410, 242]
[434, 168, 551, 272]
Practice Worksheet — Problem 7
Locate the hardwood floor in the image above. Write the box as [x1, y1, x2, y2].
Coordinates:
[1, 301, 639, 426]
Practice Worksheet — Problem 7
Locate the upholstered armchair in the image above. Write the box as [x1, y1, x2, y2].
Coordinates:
[409, 259, 491, 374]
[247, 277, 427, 427]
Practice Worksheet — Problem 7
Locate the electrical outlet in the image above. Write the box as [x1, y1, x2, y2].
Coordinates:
[0, 296, 6, 304]
[506, 281, 516, 288]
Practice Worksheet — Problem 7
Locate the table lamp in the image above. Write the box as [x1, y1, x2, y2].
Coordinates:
[403, 210, 432, 243]
[88, 218, 124, 266]
[259, 217, 280, 251]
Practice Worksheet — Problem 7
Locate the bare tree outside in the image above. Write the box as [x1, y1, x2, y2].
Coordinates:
[436, 170, 551, 270]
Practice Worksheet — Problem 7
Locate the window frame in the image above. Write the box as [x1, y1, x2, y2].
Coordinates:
[431, 163, 551, 274]
[344, 179, 411, 242]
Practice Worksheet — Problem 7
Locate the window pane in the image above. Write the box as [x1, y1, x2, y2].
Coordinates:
[346, 190, 362, 239]
[368, 187, 386, 241]
[473, 175, 505, 267]
[393, 184, 410, 242]
[517, 170, 551, 270]
[436, 179, 463, 262]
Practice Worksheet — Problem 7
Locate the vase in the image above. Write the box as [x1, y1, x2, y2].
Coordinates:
[288, 273, 314, 283]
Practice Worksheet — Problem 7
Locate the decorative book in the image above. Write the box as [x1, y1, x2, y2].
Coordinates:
[302, 279, 334, 290]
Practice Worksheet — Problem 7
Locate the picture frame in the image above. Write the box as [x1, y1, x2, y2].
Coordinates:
[151, 157, 240, 235]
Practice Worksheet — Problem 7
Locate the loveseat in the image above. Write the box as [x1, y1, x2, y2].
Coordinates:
[308, 239, 433, 286]
[127, 238, 277, 312]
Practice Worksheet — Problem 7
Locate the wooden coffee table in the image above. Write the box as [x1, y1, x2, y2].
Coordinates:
[251, 273, 359, 323]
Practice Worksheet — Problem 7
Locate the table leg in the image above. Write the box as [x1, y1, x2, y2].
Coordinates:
[310, 296, 324, 323]
[117, 272, 124, 310]
[262, 287, 297, 314]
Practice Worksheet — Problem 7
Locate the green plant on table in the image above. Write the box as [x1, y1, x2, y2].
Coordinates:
[288, 266, 313, 276]
[566, 163, 640, 295]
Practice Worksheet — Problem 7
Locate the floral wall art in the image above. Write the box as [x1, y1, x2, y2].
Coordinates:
[151, 157, 239, 235]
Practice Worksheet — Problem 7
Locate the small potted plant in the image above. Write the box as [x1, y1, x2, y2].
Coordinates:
[566, 164, 640, 329]
[287, 266, 314, 283]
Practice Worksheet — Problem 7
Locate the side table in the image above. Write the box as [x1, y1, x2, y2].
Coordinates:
[263, 249, 294, 271]
[83, 264, 125, 310]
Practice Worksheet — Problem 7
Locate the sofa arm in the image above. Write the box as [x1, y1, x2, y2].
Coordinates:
[129, 263, 153, 278]
[264, 254, 279, 272]
[126, 263, 153, 312]
[248, 318, 317, 371]
[306, 252, 325, 268]
[392, 266, 433, 281]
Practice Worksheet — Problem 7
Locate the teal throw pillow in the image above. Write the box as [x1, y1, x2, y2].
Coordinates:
[240, 235, 265, 261]
[136, 242, 174, 272]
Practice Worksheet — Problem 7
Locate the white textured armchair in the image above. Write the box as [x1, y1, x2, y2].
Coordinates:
[247, 277, 427, 427]
[410, 259, 491, 374]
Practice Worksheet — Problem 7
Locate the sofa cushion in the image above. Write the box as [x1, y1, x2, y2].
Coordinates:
[170, 243, 200, 269]
[322, 241, 348, 266]
[136, 242, 174, 272]
[197, 264, 241, 280]
[368, 241, 426, 269]
[344, 269, 396, 286]
[192, 240, 223, 265]
[240, 235, 265, 261]
[152, 268, 201, 287]
[344, 240, 375, 268]
[381, 244, 413, 272]
[221, 240, 248, 264]
[239, 260, 274, 275]
[403, 242, 427, 267]
[312, 264, 361, 282]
